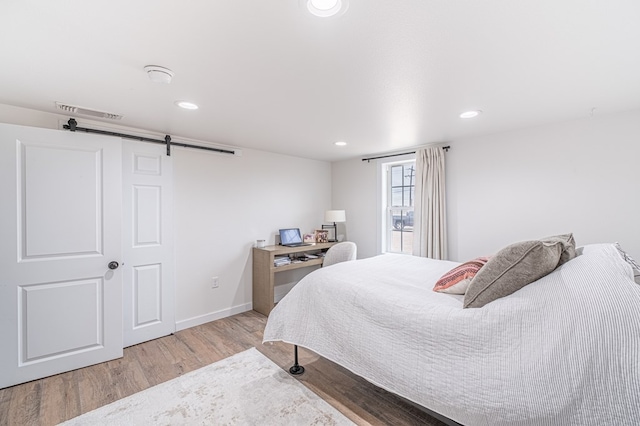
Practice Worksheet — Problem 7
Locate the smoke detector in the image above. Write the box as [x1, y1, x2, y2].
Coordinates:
[144, 65, 174, 84]
[55, 102, 123, 120]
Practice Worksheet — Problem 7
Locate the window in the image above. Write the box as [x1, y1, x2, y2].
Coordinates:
[382, 160, 415, 254]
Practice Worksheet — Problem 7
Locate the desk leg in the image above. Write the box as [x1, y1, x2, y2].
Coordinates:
[289, 345, 305, 375]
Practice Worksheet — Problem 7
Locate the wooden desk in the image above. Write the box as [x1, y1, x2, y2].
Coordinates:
[252, 242, 336, 316]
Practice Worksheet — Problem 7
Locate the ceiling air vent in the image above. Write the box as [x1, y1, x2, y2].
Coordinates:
[55, 102, 123, 120]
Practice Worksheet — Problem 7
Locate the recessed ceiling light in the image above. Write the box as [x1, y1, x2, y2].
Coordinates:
[175, 101, 198, 110]
[335, 141, 347, 146]
[144, 65, 174, 84]
[311, 0, 338, 9]
[460, 110, 482, 119]
[306, 0, 348, 17]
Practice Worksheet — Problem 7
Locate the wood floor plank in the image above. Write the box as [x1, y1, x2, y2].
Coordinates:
[37, 372, 78, 426]
[0, 311, 446, 426]
[76, 359, 120, 414]
[173, 327, 223, 365]
[0, 388, 10, 425]
[6, 380, 41, 426]
[126, 338, 176, 387]
[105, 356, 151, 400]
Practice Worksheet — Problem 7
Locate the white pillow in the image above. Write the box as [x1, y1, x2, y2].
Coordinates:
[614, 242, 640, 284]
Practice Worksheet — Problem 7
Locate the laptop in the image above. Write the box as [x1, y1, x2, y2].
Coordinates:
[279, 228, 312, 247]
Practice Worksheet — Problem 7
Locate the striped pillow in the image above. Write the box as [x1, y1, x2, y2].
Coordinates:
[433, 257, 490, 294]
[614, 242, 640, 284]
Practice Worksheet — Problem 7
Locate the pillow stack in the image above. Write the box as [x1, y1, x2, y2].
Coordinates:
[434, 233, 576, 309]
[433, 257, 491, 294]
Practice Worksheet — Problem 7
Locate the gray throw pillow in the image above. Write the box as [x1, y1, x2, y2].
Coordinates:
[463, 239, 564, 309]
[540, 233, 576, 266]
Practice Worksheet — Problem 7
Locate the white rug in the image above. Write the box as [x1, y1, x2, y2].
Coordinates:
[60, 348, 354, 425]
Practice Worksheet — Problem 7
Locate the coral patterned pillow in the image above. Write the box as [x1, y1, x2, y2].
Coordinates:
[433, 257, 491, 295]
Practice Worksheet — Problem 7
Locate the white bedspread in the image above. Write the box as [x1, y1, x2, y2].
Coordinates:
[263, 244, 640, 425]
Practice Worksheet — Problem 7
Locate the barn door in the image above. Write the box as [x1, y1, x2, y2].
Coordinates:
[122, 140, 174, 347]
[0, 123, 123, 389]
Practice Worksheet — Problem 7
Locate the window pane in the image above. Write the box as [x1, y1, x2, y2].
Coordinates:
[389, 230, 413, 254]
[388, 209, 414, 253]
[391, 187, 403, 207]
[390, 210, 414, 230]
[403, 187, 413, 207]
[391, 165, 403, 187]
[403, 165, 415, 186]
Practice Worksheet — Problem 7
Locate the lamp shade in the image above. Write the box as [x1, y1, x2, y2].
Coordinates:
[325, 210, 346, 223]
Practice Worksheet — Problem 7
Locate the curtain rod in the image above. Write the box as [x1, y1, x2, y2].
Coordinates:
[361, 146, 450, 163]
[62, 118, 236, 157]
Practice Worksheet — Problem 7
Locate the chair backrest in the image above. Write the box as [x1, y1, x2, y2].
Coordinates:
[323, 242, 357, 267]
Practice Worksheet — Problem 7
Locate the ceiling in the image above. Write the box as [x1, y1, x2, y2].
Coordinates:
[1, 0, 639, 162]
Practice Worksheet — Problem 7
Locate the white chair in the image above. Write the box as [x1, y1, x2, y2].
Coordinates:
[322, 242, 357, 267]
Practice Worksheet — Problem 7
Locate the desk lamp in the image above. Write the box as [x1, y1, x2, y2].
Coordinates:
[323, 210, 346, 242]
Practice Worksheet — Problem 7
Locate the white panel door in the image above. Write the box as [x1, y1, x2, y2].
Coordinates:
[0, 123, 123, 389]
[122, 140, 174, 347]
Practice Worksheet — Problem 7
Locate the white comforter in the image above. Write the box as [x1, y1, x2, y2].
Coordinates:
[263, 244, 640, 425]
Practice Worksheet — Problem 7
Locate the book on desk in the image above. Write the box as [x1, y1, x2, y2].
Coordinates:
[273, 256, 291, 267]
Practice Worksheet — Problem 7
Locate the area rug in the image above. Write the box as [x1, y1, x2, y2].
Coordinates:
[60, 348, 354, 425]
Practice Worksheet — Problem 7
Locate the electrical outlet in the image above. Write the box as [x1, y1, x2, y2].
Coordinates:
[211, 276, 219, 289]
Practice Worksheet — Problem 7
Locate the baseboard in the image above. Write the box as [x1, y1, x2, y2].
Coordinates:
[175, 302, 253, 332]
[175, 285, 296, 332]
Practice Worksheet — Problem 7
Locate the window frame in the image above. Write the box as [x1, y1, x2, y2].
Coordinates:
[377, 155, 416, 255]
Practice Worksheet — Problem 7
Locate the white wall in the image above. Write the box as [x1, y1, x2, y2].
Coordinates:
[333, 109, 640, 262]
[172, 147, 331, 328]
[331, 159, 379, 259]
[0, 104, 332, 329]
[447, 109, 640, 261]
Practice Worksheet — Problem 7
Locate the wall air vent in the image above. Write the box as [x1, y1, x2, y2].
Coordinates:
[55, 102, 123, 120]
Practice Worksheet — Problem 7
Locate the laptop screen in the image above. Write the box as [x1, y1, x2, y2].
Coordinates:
[279, 228, 303, 245]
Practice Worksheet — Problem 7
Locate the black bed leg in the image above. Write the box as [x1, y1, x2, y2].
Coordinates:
[289, 345, 305, 375]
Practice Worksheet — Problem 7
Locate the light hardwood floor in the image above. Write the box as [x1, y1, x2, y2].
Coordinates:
[0, 311, 446, 426]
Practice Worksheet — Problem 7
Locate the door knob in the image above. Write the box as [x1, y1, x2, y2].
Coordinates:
[108, 261, 119, 270]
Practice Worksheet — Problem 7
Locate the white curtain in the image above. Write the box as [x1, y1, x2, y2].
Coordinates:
[412, 146, 447, 259]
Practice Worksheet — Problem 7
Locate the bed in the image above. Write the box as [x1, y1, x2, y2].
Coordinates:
[263, 243, 640, 425]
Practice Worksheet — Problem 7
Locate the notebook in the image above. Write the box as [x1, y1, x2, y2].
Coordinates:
[279, 228, 311, 247]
